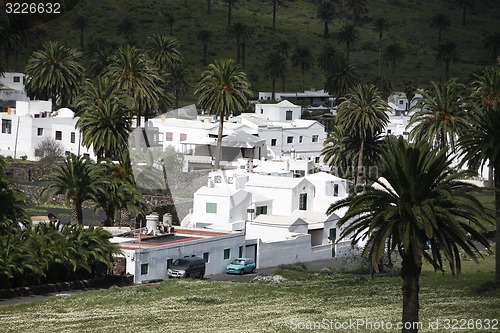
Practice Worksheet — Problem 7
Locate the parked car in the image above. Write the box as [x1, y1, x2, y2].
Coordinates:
[226, 258, 256, 275]
[167, 256, 206, 279]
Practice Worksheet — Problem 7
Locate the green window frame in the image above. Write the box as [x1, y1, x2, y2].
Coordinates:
[203, 252, 209, 263]
[141, 263, 148, 275]
[224, 248, 230, 260]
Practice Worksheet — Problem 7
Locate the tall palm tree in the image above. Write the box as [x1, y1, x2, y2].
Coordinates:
[456, 0, 473, 26]
[224, 0, 238, 29]
[316, 0, 335, 39]
[324, 55, 358, 99]
[228, 22, 251, 67]
[270, 0, 283, 33]
[404, 80, 417, 111]
[483, 32, 500, 63]
[163, 12, 176, 36]
[344, 0, 368, 24]
[291, 45, 314, 92]
[276, 40, 290, 91]
[383, 42, 405, 83]
[263, 51, 286, 100]
[197, 30, 214, 66]
[317, 44, 337, 72]
[195, 59, 252, 169]
[461, 67, 500, 280]
[207, 0, 211, 14]
[328, 136, 491, 333]
[429, 14, 450, 43]
[116, 18, 138, 43]
[321, 124, 358, 178]
[436, 41, 459, 81]
[409, 79, 468, 151]
[146, 34, 182, 72]
[337, 24, 359, 62]
[71, 14, 89, 50]
[40, 154, 99, 225]
[24, 41, 85, 109]
[371, 18, 391, 76]
[239, 24, 253, 69]
[106, 45, 166, 127]
[168, 65, 191, 109]
[336, 83, 388, 185]
[76, 99, 132, 159]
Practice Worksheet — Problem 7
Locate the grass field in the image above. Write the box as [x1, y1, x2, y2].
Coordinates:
[1, 252, 498, 333]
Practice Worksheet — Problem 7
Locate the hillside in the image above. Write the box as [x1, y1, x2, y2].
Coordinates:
[4, 0, 500, 101]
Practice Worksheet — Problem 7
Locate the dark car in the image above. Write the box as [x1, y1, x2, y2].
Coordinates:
[167, 257, 206, 279]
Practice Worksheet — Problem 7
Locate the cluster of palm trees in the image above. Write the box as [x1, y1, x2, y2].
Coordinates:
[321, 67, 499, 332]
[0, 157, 121, 289]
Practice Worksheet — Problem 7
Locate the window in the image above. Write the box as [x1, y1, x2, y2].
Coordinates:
[227, 177, 233, 184]
[329, 228, 337, 241]
[214, 176, 221, 183]
[37, 128, 43, 136]
[141, 263, 148, 275]
[312, 135, 318, 143]
[286, 110, 293, 121]
[299, 193, 307, 210]
[223, 248, 230, 260]
[1, 119, 12, 134]
[260, 108, 264, 114]
[239, 246, 243, 258]
[13, 76, 20, 83]
[55, 131, 62, 141]
[387, 129, 392, 134]
[203, 252, 209, 263]
[315, 157, 320, 164]
[299, 136, 303, 143]
[206, 202, 217, 214]
[270, 139, 277, 146]
[167, 259, 173, 269]
[83, 153, 90, 158]
[334, 184, 339, 197]
[65, 151, 70, 156]
[180, 133, 187, 141]
[287, 136, 293, 144]
[166, 132, 173, 141]
[70, 132, 75, 143]
[256, 206, 267, 216]
[399, 100, 404, 105]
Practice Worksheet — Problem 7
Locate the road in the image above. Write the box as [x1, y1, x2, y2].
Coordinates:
[0, 258, 342, 307]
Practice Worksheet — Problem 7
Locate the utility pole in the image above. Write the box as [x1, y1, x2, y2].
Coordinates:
[13, 118, 20, 159]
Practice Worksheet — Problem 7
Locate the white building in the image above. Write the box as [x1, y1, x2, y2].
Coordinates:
[0, 101, 95, 160]
[0, 72, 29, 104]
[112, 226, 246, 283]
[253, 100, 301, 122]
[258, 89, 335, 107]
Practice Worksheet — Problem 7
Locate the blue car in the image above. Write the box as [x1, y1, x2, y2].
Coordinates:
[226, 258, 256, 275]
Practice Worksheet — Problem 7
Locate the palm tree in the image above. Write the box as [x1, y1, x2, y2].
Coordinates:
[228, 22, 251, 67]
[321, 124, 358, 178]
[316, 0, 335, 39]
[436, 41, 458, 81]
[276, 40, 290, 91]
[225, 0, 238, 29]
[106, 45, 166, 127]
[383, 42, 405, 83]
[163, 12, 176, 36]
[337, 24, 359, 62]
[24, 41, 84, 109]
[76, 99, 132, 159]
[456, 0, 473, 26]
[71, 14, 89, 50]
[195, 59, 252, 169]
[328, 136, 491, 333]
[146, 34, 183, 72]
[40, 154, 99, 225]
[116, 18, 138, 43]
[409, 79, 468, 151]
[429, 14, 450, 43]
[336, 83, 388, 185]
[239, 24, 253, 69]
[263, 51, 286, 100]
[73, 76, 128, 116]
[461, 67, 500, 280]
[271, 0, 283, 33]
[207, 0, 211, 14]
[168, 65, 191, 109]
[371, 18, 391, 76]
[291, 45, 314, 92]
[197, 30, 214, 66]
[317, 44, 337, 72]
[483, 32, 500, 63]
[344, 0, 368, 24]
[324, 55, 358, 99]
[404, 80, 417, 111]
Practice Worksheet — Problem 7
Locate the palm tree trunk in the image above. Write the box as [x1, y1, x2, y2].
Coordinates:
[356, 134, 364, 186]
[228, 5, 232, 29]
[207, 0, 211, 14]
[80, 27, 84, 50]
[495, 162, 500, 281]
[175, 89, 180, 109]
[119, 208, 130, 227]
[241, 41, 246, 69]
[271, 78, 276, 100]
[401, 257, 421, 333]
[71, 199, 84, 225]
[323, 21, 329, 39]
[215, 111, 224, 170]
[281, 74, 286, 92]
[445, 62, 450, 81]
[301, 65, 305, 92]
[236, 36, 241, 64]
[462, 6, 466, 26]
[104, 210, 114, 227]
[203, 44, 208, 66]
[487, 163, 494, 187]
[378, 47, 382, 77]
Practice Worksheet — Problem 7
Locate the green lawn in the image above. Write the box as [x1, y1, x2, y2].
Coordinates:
[1, 253, 498, 332]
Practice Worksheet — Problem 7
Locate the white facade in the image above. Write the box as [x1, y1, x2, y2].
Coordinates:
[306, 172, 349, 213]
[0, 72, 28, 103]
[253, 100, 301, 122]
[114, 227, 245, 283]
[0, 101, 95, 160]
[258, 89, 335, 107]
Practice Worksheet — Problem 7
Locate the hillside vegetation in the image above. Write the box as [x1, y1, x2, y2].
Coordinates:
[4, 0, 500, 101]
